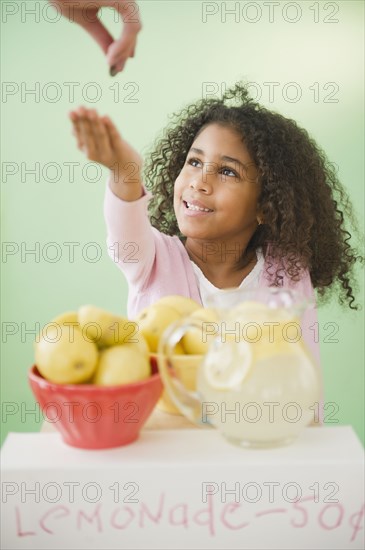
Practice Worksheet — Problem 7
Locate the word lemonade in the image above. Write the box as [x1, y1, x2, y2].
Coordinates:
[158, 288, 321, 448]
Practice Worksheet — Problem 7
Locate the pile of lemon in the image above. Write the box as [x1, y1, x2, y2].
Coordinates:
[34, 296, 218, 386]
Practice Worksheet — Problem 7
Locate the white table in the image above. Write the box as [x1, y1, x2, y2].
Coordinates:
[1, 426, 364, 550]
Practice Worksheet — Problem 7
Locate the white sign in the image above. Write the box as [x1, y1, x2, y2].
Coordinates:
[1, 427, 364, 549]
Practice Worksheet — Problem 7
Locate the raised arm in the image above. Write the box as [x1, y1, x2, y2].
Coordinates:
[69, 107, 156, 288]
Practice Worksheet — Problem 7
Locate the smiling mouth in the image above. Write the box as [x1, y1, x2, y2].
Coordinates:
[183, 201, 214, 213]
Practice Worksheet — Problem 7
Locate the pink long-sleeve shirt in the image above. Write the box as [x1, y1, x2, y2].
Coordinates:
[103, 181, 322, 373]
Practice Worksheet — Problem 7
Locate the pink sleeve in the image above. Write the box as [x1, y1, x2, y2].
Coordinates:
[103, 179, 156, 289]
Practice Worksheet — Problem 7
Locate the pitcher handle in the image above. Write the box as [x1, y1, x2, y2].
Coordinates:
[157, 318, 213, 428]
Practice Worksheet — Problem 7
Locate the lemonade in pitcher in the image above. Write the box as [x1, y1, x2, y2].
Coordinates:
[158, 288, 321, 448]
[197, 301, 319, 447]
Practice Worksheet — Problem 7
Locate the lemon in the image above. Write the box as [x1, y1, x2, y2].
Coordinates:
[202, 339, 253, 391]
[154, 295, 200, 317]
[134, 304, 181, 353]
[78, 305, 136, 348]
[231, 300, 294, 325]
[50, 311, 78, 326]
[93, 344, 151, 386]
[172, 341, 186, 354]
[181, 307, 219, 355]
[35, 324, 98, 384]
[230, 301, 271, 323]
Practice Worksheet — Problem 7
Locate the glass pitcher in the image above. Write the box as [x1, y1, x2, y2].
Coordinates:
[157, 287, 321, 448]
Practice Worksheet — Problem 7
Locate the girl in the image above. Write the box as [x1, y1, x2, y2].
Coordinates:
[69, 82, 363, 369]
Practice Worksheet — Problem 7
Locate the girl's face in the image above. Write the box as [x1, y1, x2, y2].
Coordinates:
[174, 123, 261, 242]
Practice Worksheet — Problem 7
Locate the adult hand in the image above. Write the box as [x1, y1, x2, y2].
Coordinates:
[50, 0, 142, 76]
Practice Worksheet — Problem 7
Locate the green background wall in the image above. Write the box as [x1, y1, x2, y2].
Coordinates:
[1, 1, 364, 445]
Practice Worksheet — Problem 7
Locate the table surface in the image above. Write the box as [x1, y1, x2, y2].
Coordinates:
[3, 425, 364, 469]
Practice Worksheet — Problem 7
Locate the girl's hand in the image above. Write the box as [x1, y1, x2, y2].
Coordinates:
[69, 107, 143, 183]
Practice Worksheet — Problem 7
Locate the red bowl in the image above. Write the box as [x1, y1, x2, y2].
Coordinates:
[28, 356, 163, 449]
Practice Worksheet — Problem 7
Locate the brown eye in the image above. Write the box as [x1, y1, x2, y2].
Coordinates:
[187, 157, 201, 167]
[221, 167, 239, 178]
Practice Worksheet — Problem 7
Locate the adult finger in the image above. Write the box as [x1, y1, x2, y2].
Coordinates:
[106, 24, 139, 73]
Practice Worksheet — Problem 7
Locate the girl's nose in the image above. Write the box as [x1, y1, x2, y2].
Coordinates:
[190, 162, 215, 192]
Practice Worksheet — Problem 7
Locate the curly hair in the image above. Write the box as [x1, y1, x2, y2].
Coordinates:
[143, 82, 363, 309]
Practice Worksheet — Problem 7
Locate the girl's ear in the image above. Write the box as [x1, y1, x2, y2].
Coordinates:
[257, 215, 264, 226]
